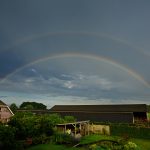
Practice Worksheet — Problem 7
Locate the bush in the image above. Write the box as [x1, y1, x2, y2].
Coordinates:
[0, 124, 19, 150]
[9, 112, 54, 139]
[52, 132, 75, 145]
[124, 141, 138, 150]
[32, 134, 52, 145]
[64, 116, 76, 123]
[7, 112, 78, 148]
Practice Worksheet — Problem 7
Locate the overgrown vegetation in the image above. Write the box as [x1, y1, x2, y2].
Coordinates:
[0, 112, 76, 150]
[1, 110, 150, 150]
[0, 124, 22, 150]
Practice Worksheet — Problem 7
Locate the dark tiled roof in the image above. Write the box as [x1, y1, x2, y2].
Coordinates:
[0, 100, 7, 106]
[49, 111, 134, 123]
[50, 104, 147, 112]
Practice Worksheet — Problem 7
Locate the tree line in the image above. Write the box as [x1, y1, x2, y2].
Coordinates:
[10, 101, 47, 113]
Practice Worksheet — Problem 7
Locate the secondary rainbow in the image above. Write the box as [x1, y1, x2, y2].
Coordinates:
[2, 31, 148, 57]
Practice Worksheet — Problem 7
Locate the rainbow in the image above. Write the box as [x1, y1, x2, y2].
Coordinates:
[1, 52, 149, 88]
[2, 31, 148, 57]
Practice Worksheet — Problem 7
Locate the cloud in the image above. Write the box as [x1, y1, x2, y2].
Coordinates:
[0, 90, 114, 108]
[1, 90, 150, 109]
[31, 68, 37, 73]
[25, 78, 35, 83]
[63, 81, 76, 89]
[0, 64, 149, 105]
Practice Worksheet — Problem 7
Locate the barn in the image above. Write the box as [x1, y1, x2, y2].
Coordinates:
[49, 104, 147, 123]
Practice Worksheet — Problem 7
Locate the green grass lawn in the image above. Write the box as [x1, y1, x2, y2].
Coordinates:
[26, 144, 85, 150]
[26, 135, 150, 150]
[80, 135, 150, 150]
[79, 134, 117, 145]
[131, 138, 150, 150]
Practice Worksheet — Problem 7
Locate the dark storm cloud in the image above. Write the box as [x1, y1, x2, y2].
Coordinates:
[0, 50, 25, 78]
[0, 0, 150, 105]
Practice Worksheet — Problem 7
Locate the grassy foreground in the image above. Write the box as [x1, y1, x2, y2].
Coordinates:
[80, 135, 150, 150]
[131, 138, 150, 150]
[26, 135, 150, 150]
[26, 144, 84, 150]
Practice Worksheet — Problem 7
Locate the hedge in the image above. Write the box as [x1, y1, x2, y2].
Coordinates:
[110, 124, 150, 139]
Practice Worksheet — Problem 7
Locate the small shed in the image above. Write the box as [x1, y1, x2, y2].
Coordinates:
[56, 120, 90, 137]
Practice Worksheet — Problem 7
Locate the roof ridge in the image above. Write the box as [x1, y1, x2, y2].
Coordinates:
[54, 104, 146, 106]
[0, 100, 7, 106]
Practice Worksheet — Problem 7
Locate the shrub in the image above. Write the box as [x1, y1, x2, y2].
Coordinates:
[32, 134, 51, 145]
[9, 112, 54, 139]
[52, 132, 75, 145]
[64, 116, 76, 123]
[0, 124, 19, 150]
[124, 141, 138, 150]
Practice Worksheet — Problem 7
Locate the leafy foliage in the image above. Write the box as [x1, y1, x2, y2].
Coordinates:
[64, 115, 76, 123]
[124, 141, 138, 150]
[0, 124, 21, 150]
[9, 103, 18, 113]
[53, 132, 75, 144]
[45, 113, 64, 125]
[20, 102, 47, 110]
[0, 111, 78, 149]
[8, 112, 36, 139]
[8, 112, 57, 139]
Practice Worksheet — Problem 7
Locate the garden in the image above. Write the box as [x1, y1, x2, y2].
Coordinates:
[26, 134, 150, 150]
[0, 112, 150, 150]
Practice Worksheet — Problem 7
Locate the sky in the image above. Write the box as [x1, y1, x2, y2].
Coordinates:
[0, 0, 150, 108]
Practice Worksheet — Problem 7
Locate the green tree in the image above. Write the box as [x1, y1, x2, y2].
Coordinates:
[8, 112, 37, 139]
[20, 102, 47, 110]
[25, 104, 34, 110]
[47, 113, 64, 125]
[36, 115, 54, 136]
[64, 115, 76, 123]
[9, 103, 18, 113]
